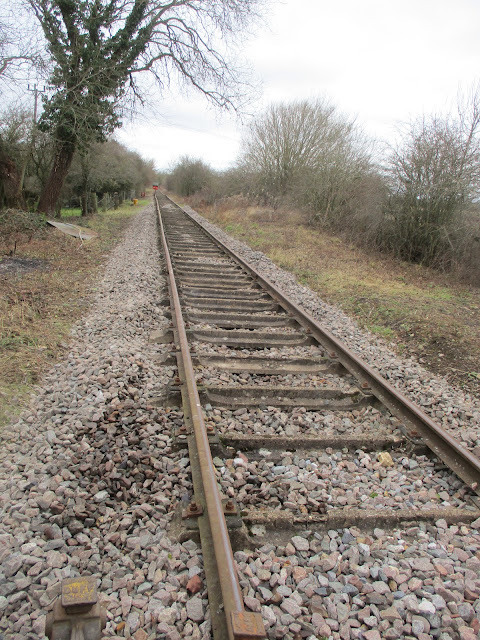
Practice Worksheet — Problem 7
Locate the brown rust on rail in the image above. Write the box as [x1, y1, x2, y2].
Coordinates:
[155, 195, 266, 640]
[166, 194, 480, 497]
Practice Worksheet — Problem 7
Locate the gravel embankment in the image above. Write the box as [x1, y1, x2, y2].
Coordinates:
[1, 202, 480, 640]
[0, 205, 210, 640]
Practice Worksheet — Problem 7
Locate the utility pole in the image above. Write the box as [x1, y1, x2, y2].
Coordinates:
[17, 84, 47, 203]
[28, 83, 46, 125]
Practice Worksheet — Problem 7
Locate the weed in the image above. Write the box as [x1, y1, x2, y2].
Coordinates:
[0, 199, 146, 429]
[61, 207, 83, 217]
[369, 325, 394, 339]
[0, 335, 39, 348]
[0, 209, 46, 255]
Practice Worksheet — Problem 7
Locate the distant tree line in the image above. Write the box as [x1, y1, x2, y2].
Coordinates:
[164, 93, 480, 284]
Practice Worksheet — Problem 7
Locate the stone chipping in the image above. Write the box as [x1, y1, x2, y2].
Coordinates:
[185, 205, 480, 453]
[204, 405, 401, 439]
[218, 448, 475, 512]
[235, 522, 480, 640]
[0, 205, 209, 640]
[1, 201, 479, 640]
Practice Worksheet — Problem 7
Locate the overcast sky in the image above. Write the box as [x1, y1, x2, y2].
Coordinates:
[117, 0, 480, 171]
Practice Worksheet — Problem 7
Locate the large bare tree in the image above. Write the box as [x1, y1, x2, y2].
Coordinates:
[385, 87, 480, 265]
[239, 98, 372, 217]
[26, 0, 264, 214]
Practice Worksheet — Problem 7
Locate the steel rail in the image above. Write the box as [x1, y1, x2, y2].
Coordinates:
[155, 196, 266, 640]
[163, 193, 480, 496]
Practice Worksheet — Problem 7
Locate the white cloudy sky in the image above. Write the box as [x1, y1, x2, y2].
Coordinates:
[116, 0, 480, 171]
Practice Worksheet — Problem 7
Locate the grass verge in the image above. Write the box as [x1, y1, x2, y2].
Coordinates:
[0, 199, 149, 429]
[190, 201, 480, 396]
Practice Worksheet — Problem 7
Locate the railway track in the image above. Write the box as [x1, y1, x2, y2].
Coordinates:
[154, 192, 480, 640]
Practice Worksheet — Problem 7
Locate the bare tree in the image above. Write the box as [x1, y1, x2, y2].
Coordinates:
[384, 87, 480, 265]
[25, 0, 265, 214]
[0, 7, 45, 87]
[167, 155, 214, 196]
[0, 5, 47, 209]
[239, 98, 373, 217]
[0, 107, 33, 208]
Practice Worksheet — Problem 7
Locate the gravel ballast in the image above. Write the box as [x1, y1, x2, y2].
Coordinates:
[1, 202, 479, 640]
[185, 205, 480, 451]
[0, 205, 209, 639]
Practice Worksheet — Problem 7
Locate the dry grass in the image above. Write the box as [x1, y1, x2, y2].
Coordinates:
[0, 200, 149, 428]
[192, 200, 480, 396]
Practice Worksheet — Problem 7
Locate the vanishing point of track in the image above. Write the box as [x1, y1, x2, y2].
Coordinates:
[154, 192, 480, 640]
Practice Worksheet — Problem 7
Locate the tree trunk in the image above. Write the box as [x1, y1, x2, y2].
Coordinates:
[37, 142, 75, 214]
[91, 192, 98, 214]
[80, 153, 91, 216]
[0, 153, 26, 209]
[81, 193, 88, 216]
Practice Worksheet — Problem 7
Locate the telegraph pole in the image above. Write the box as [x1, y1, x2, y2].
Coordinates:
[27, 83, 46, 124]
[17, 84, 47, 202]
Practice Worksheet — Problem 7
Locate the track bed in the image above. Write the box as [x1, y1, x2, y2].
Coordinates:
[155, 193, 480, 640]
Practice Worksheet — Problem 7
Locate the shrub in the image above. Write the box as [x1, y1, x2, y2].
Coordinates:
[0, 209, 46, 254]
[239, 98, 374, 219]
[167, 156, 214, 197]
[383, 92, 480, 268]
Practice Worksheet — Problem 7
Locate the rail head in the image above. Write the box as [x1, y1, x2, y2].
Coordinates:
[160, 192, 480, 496]
[154, 194, 266, 640]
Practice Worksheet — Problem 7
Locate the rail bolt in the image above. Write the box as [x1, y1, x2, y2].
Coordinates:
[361, 381, 370, 390]
[45, 577, 106, 640]
[225, 499, 237, 514]
[183, 501, 204, 519]
[329, 351, 338, 358]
